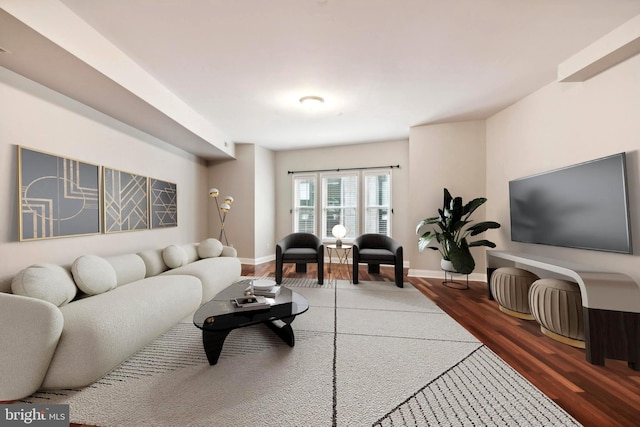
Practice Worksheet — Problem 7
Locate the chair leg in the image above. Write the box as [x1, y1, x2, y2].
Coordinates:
[353, 262, 359, 284]
[395, 263, 403, 288]
[276, 261, 283, 284]
[318, 270, 323, 285]
[318, 259, 324, 285]
[368, 264, 380, 274]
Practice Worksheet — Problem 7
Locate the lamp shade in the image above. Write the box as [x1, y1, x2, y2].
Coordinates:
[209, 188, 220, 198]
[332, 224, 347, 240]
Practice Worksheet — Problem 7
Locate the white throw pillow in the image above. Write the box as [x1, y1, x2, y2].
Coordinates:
[181, 243, 200, 263]
[198, 238, 223, 258]
[12, 264, 77, 307]
[137, 249, 168, 277]
[163, 245, 188, 269]
[221, 246, 237, 257]
[71, 255, 118, 295]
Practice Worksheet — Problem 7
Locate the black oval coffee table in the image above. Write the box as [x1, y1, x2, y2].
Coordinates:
[193, 280, 309, 365]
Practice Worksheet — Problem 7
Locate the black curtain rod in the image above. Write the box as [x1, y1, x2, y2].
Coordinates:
[288, 164, 400, 174]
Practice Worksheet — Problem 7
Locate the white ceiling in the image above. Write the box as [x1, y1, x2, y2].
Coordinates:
[6, 1, 640, 155]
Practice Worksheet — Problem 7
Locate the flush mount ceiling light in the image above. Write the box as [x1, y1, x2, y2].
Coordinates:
[299, 95, 324, 109]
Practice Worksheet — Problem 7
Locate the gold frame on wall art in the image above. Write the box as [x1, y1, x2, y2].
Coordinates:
[18, 145, 101, 241]
[103, 167, 149, 233]
[149, 177, 178, 228]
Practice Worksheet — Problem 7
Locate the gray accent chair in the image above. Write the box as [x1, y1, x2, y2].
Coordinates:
[276, 233, 324, 285]
[352, 233, 403, 288]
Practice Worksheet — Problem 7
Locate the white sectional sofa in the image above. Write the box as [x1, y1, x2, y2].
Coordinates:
[0, 239, 241, 401]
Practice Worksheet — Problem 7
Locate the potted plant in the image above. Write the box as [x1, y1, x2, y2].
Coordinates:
[416, 188, 501, 275]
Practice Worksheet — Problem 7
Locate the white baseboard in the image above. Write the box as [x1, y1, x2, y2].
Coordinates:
[239, 254, 275, 266]
[408, 268, 487, 283]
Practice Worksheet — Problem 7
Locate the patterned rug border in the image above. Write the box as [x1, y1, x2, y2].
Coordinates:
[373, 345, 581, 426]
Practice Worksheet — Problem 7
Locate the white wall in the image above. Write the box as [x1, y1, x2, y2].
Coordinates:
[0, 68, 209, 290]
[208, 144, 255, 260]
[408, 121, 489, 279]
[274, 140, 411, 252]
[208, 143, 276, 264]
[8, 33, 637, 290]
[486, 53, 640, 285]
[254, 145, 276, 262]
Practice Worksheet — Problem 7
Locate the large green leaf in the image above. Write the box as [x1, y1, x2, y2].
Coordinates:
[448, 239, 475, 274]
[443, 188, 453, 213]
[450, 197, 464, 224]
[463, 197, 487, 217]
[415, 216, 442, 234]
[417, 231, 438, 252]
[468, 239, 497, 248]
[451, 219, 470, 234]
[467, 221, 501, 236]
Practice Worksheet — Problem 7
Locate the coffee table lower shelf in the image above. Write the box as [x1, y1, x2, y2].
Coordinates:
[202, 316, 297, 365]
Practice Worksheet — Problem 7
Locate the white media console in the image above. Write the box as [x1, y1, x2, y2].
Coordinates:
[486, 250, 640, 370]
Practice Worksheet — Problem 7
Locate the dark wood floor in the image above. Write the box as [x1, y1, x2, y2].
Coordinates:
[68, 261, 640, 427]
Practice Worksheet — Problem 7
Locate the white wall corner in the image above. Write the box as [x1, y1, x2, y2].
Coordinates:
[558, 14, 640, 82]
[0, 0, 232, 158]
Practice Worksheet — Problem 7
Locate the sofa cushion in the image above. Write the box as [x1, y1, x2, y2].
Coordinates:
[182, 243, 200, 263]
[198, 238, 223, 258]
[11, 264, 77, 307]
[162, 256, 242, 303]
[137, 249, 168, 277]
[42, 275, 202, 389]
[163, 245, 188, 269]
[105, 254, 146, 286]
[221, 246, 237, 257]
[72, 255, 117, 295]
[358, 248, 395, 262]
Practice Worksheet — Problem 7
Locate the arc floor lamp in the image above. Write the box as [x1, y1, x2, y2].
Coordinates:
[209, 188, 234, 245]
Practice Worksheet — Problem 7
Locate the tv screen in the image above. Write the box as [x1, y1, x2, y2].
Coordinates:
[509, 153, 632, 254]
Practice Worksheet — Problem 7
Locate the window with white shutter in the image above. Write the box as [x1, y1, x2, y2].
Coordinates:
[293, 175, 316, 234]
[322, 173, 358, 240]
[364, 170, 391, 236]
[291, 169, 393, 239]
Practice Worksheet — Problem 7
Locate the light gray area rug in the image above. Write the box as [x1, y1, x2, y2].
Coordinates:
[24, 278, 581, 426]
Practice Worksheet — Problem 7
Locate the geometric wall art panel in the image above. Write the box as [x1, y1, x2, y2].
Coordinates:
[103, 167, 148, 233]
[18, 146, 101, 241]
[149, 178, 177, 228]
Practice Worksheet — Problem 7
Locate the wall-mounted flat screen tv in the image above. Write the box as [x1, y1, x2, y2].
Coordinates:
[509, 152, 632, 254]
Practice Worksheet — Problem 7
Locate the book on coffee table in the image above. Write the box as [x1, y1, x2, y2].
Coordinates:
[245, 285, 282, 297]
[232, 295, 271, 312]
